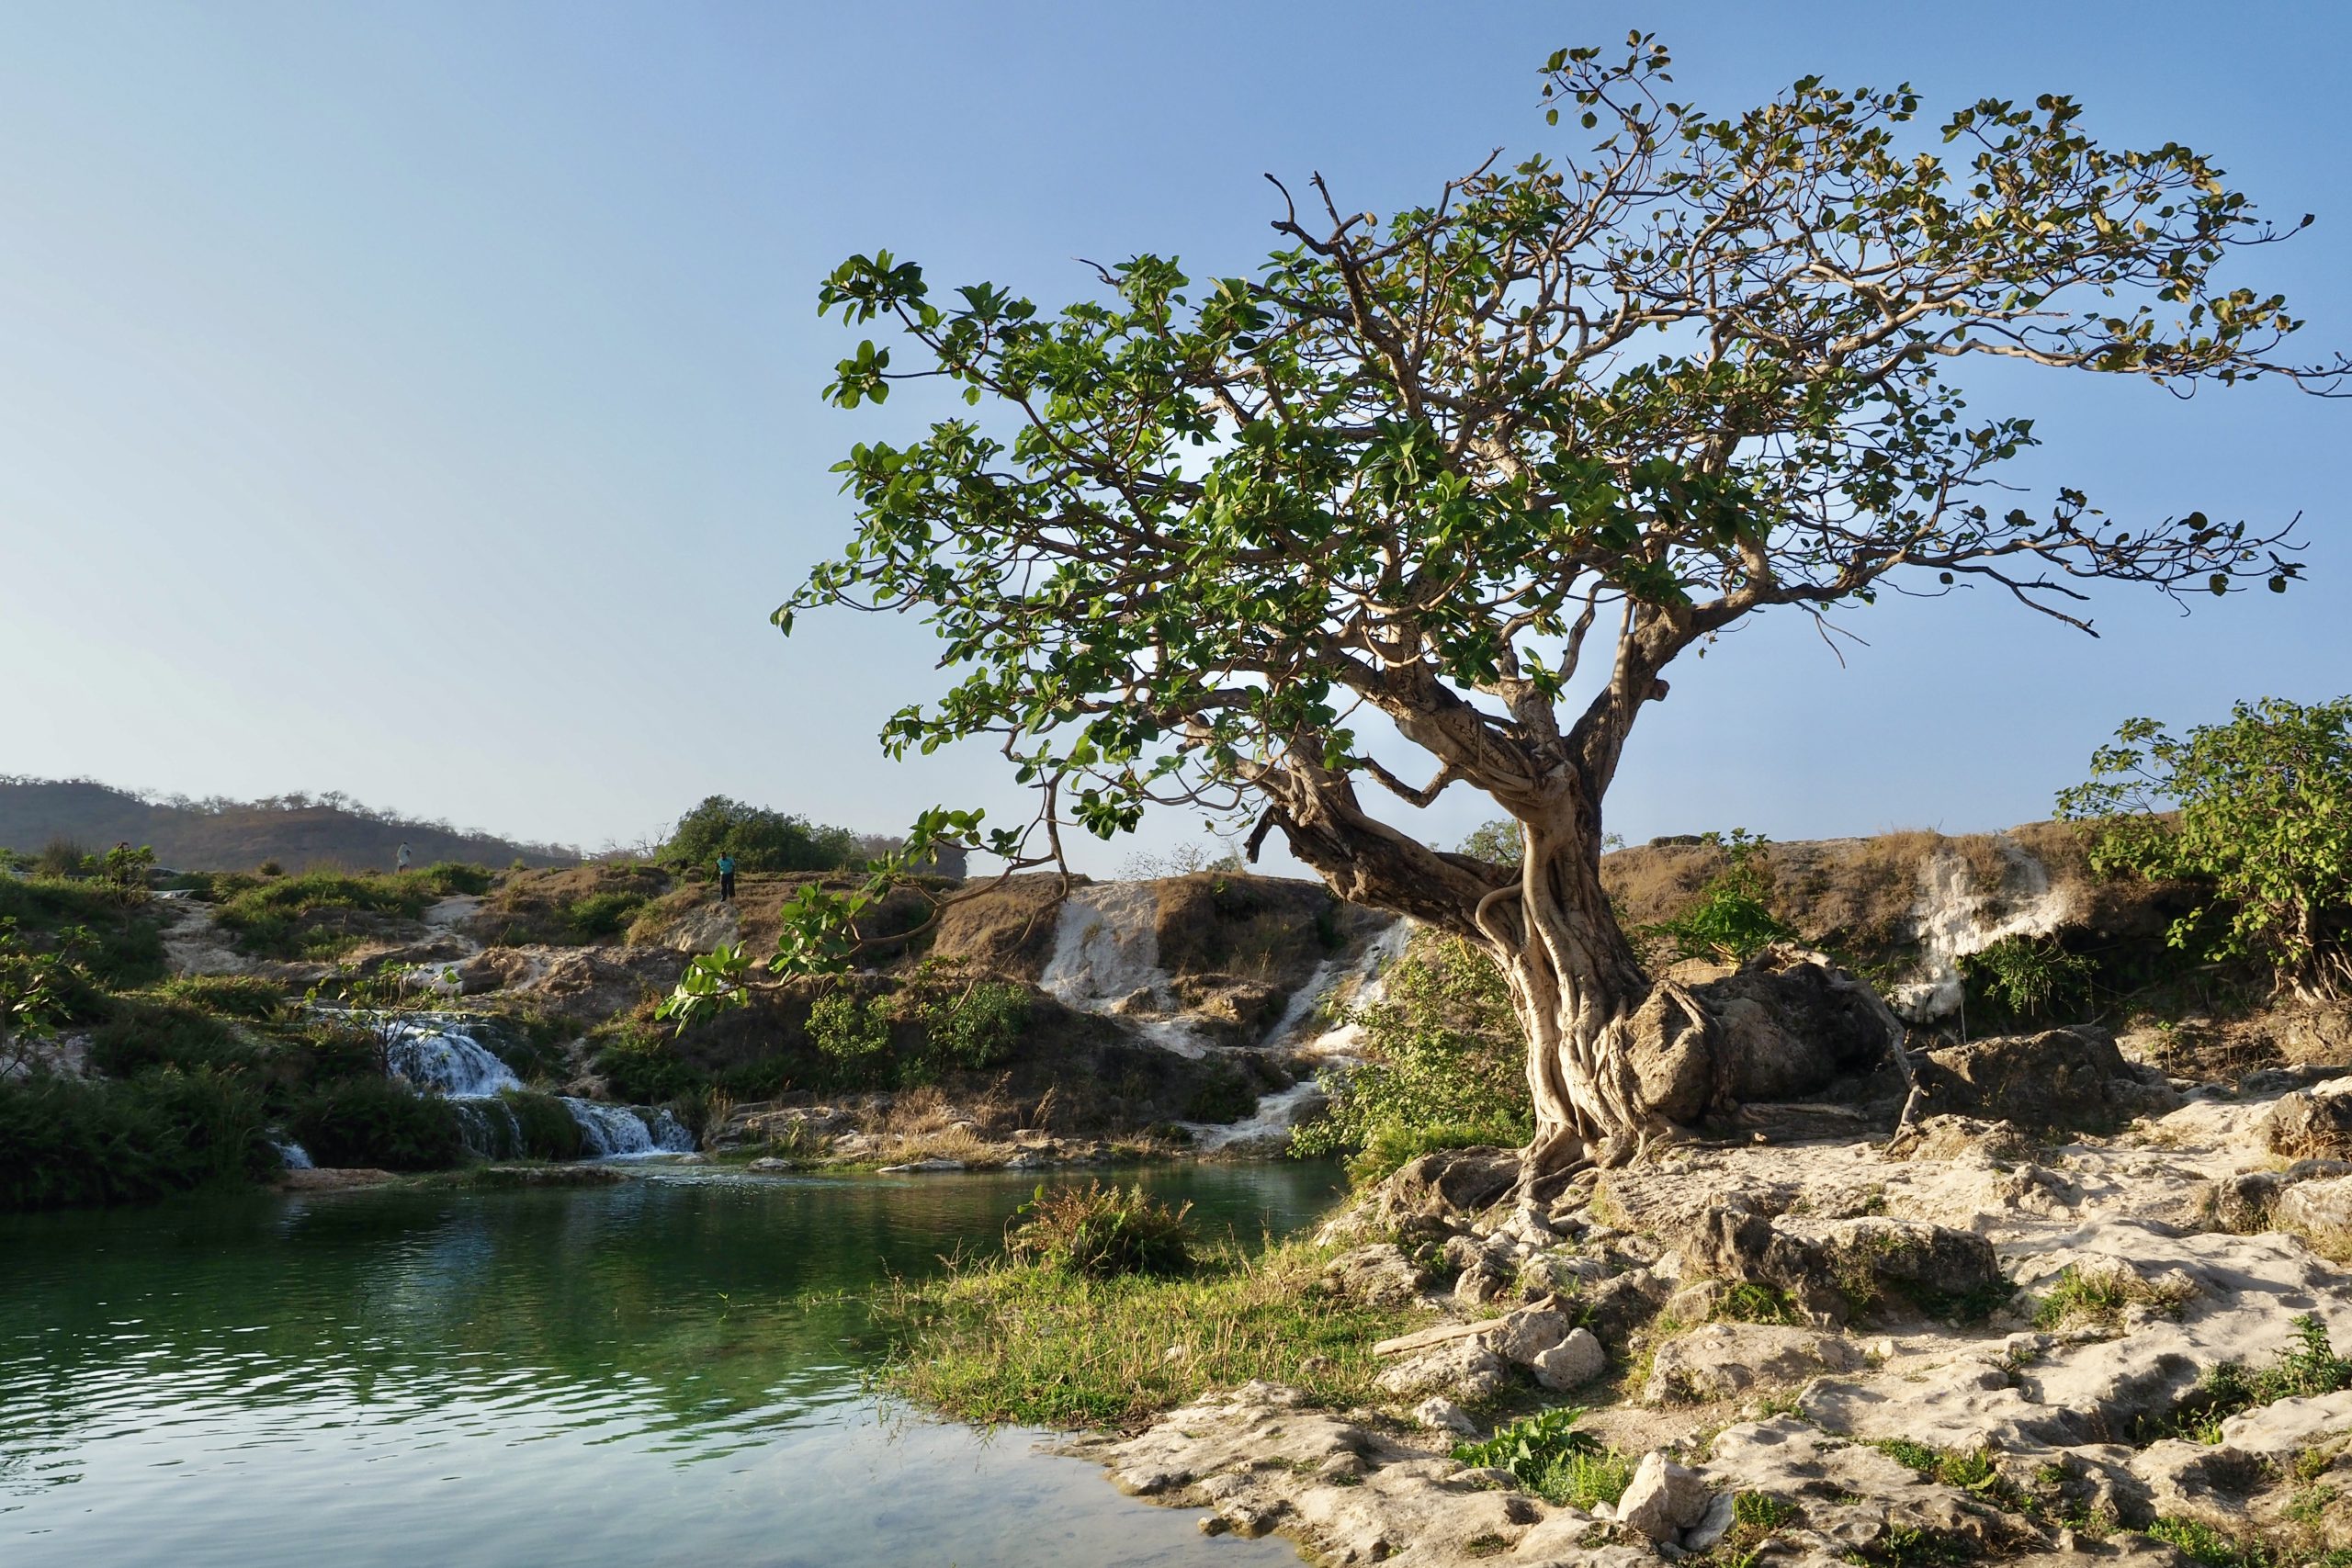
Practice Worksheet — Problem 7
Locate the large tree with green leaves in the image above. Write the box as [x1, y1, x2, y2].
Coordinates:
[700, 37, 2344, 1178]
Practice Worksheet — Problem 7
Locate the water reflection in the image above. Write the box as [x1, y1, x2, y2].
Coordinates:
[0, 1164, 1340, 1568]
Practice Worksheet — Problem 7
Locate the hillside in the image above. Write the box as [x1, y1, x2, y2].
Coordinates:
[0, 778, 577, 874]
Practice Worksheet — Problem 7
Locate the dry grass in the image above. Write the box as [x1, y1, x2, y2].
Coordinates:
[928, 873, 1073, 977]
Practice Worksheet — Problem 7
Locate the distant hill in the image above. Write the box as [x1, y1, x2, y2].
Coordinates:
[0, 778, 579, 874]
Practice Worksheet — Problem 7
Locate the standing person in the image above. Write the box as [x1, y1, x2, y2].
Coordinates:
[717, 852, 736, 903]
[396, 841, 413, 874]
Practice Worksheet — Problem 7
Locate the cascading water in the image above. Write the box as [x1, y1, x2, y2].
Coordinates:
[1181, 918, 1414, 1153]
[1888, 840, 2074, 1022]
[345, 1012, 695, 1161]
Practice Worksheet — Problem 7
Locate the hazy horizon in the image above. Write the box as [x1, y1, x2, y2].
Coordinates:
[6, 2, 2346, 874]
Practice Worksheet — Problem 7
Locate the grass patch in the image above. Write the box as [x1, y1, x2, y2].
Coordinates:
[874, 1236, 1424, 1428]
[1453, 1406, 1638, 1509]
[2032, 1264, 2194, 1332]
[1871, 1439, 2033, 1514]
[1004, 1181, 1195, 1277]
[1718, 1281, 1803, 1325]
[2189, 1316, 2352, 1438]
[214, 872, 440, 959]
[2147, 1516, 2276, 1568]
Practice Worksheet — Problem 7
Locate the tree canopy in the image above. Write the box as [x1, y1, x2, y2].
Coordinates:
[673, 37, 2339, 1158]
[2059, 695, 2352, 1000]
[792, 37, 2338, 926]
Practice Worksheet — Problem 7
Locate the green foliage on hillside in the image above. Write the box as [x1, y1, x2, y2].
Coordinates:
[2060, 695, 2352, 999]
[211, 871, 445, 959]
[1636, 829, 1797, 964]
[1291, 932, 1530, 1179]
[288, 1077, 468, 1171]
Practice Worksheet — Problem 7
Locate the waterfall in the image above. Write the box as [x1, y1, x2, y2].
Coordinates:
[273, 1140, 314, 1171]
[1182, 918, 1413, 1153]
[335, 1010, 695, 1161]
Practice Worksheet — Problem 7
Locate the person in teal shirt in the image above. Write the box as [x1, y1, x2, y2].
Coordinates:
[717, 852, 736, 902]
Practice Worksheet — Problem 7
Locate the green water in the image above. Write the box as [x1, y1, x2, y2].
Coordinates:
[0, 1164, 1345, 1567]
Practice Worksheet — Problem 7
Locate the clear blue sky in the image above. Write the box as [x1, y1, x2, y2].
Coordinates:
[1, 2, 2345, 868]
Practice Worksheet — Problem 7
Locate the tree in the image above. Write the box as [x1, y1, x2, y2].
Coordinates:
[700, 37, 2346, 1179]
[660, 795, 863, 874]
[2057, 696, 2352, 1002]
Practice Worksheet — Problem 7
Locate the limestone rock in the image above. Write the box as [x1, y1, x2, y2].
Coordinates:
[2277, 1174, 2352, 1236]
[1682, 1489, 1739, 1552]
[1491, 1304, 1571, 1366]
[1529, 1327, 1607, 1392]
[1679, 1206, 2004, 1325]
[1324, 1244, 1427, 1307]
[2216, 1389, 2352, 1457]
[1374, 1337, 1510, 1402]
[2266, 1088, 2352, 1160]
[1615, 1451, 1710, 1542]
[1411, 1396, 1480, 1437]
[1913, 1026, 2150, 1132]
[1642, 1322, 1864, 1404]
[1897, 1114, 2034, 1163]
[1623, 945, 1898, 1122]
[1380, 1146, 1518, 1224]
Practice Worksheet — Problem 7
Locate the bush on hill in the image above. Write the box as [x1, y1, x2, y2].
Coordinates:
[287, 1077, 467, 1171]
[660, 795, 865, 874]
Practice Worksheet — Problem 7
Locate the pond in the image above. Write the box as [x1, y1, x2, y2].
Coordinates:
[0, 1163, 1346, 1568]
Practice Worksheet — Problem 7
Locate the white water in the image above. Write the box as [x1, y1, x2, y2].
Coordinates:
[273, 1141, 313, 1171]
[1180, 918, 1414, 1153]
[356, 1013, 693, 1160]
[1888, 841, 2074, 1022]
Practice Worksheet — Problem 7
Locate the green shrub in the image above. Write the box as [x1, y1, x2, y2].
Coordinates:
[1639, 829, 1797, 964]
[35, 838, 91, 878]
[809, 989, 891, 1062]
[86, 999, 258, 1077]
[1006, 1181, 1195, 1277]
[0, 1069, 279, 1209]
[1291, 932, 1530, 1176]
[1962, 934, 2098, 1021]
[567, 890, 647, 939]
[917, 976, 1027, 1069]
[1452, 1408, 1635, 1510]
[497, 1089, 585, 1161]
[592, 1032, 708, 1104]
[418, 862, 494, 897]
[2059, 696, 2352, 1000]
[288, 1078, 467, 1170]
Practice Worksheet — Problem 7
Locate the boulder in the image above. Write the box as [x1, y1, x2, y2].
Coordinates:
[1679, 1205, 2005, 1325]
[1374, 1337, 1510, 1402]
[1615, 1451, 1711, 1542]
[1411, 1396, 1480, 1437]
[2277, 1175, 2352, 1237]
[1642, 1322, 1864, 1404]
[1379, 1146, 1518, 1224]
[1529, 1327, 1607, 1392]
[1491, 1303, 1572, 1365]
[2266, 1088, 2352, 1160]
[1912, 1027, 2148, 1132]
[1323, 1244, 1427, 1306]
[1576, 1267, 1676, 1346]
[1623, 946, 1898, 1123]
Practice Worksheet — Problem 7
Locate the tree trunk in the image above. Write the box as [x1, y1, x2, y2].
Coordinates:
[1484, 824, 1675, 1188]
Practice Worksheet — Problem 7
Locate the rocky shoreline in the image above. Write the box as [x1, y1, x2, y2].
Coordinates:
[1048, 1026, 2352, 1568]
